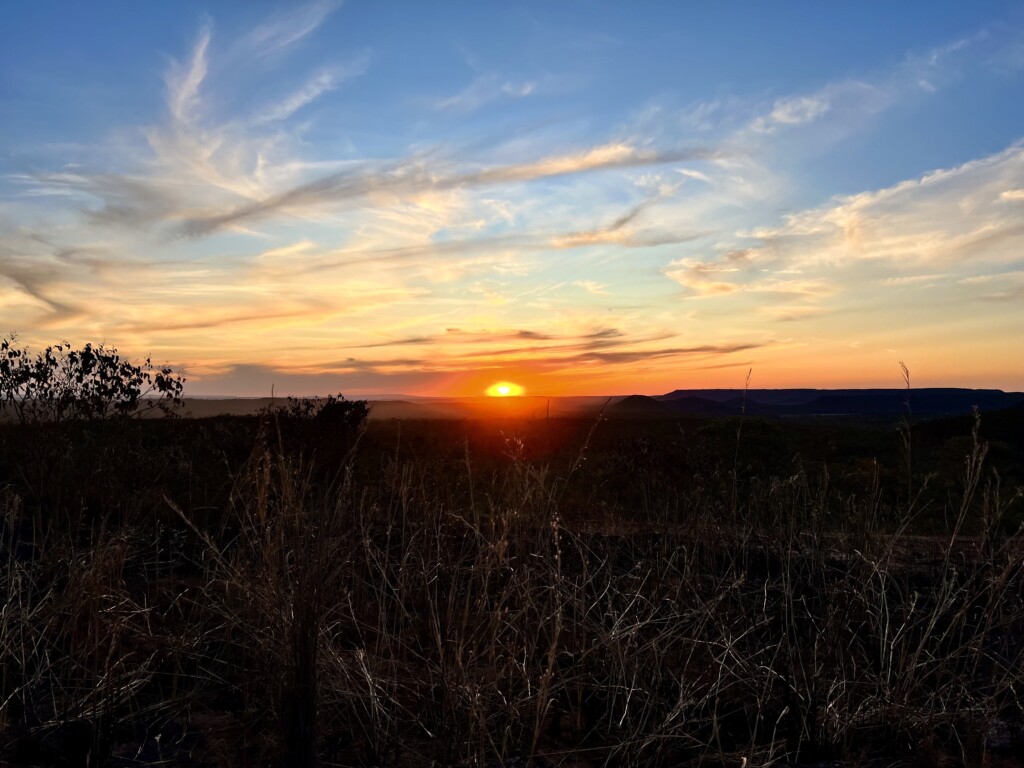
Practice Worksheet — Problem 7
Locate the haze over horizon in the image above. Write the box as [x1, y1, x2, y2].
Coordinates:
[3, 2, 1024, 397]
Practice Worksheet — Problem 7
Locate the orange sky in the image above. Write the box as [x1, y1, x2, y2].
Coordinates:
[3, 4, 1023, 397]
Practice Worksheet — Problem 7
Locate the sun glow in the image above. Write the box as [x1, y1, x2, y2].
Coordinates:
[486, 381, 525, 397]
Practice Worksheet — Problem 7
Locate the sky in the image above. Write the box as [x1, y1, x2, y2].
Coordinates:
[2, 1, 1023, 397]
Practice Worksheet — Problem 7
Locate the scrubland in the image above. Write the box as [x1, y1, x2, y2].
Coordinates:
[1, 400, 1023, 767]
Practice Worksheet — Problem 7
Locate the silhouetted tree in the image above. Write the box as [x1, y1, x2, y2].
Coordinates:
[0, 335, 185, 424]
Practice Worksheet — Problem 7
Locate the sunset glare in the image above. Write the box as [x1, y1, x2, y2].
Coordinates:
[486, 382, 524, 398]
[3, 3, 1023, 397]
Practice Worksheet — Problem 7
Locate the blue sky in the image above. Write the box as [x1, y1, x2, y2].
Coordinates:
[2, 1, 1023, 395]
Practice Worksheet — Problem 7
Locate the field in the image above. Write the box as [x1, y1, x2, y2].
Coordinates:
[2, 402, 1023, 767]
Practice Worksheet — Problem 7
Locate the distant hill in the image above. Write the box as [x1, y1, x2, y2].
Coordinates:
[607, 395, 673, 418]
[162, 389, 1022, 422]
[660, 389, 834, 405]
[654, 388, 1024, 418]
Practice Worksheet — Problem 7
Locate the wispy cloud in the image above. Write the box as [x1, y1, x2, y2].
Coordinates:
[660, 140, 1024, 350]
[663, 260, 740, 297]
[174, 143, 717, 238]
[743, 141, 1024, 269]
[733, 28, 1000, 151]
[255, 57, 369, 124]
[751, 95, 831, 133]
[574, 280, 608, 296]
[165, 23, 211, 125]
[436, 73, 537, 111]
[239, 0, 341, 57]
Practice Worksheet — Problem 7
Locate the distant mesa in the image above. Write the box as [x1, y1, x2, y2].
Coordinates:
[608, 394, 730, 418]
[165, 387, 1024, 421]
[649, 388, 1024, 418]
[606, 395, 672, 418]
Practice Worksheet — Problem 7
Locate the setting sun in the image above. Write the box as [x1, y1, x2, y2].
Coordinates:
[486, 381, 525, 397]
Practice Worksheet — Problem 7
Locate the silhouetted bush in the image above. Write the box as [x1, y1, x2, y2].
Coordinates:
[1, 336, 184, 423]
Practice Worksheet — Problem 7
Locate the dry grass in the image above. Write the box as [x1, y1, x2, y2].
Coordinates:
[1, 408, 1022, 767]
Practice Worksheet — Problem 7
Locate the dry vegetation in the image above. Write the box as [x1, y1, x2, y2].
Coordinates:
[1, 344, 1022, 767]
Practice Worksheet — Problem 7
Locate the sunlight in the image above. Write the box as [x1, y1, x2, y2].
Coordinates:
[485, 381, 524, 397]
